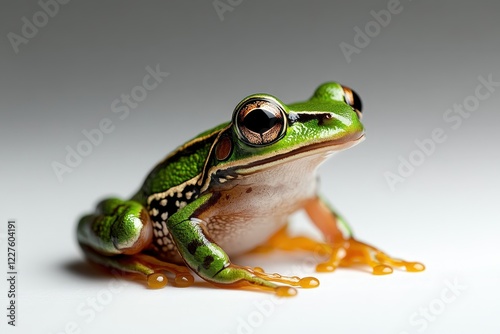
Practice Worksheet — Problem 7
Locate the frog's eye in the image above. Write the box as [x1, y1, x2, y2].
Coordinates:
[234, 99, 286, 146]
[342, 86, 363, 117]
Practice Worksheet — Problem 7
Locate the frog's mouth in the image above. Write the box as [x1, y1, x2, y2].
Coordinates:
[243, 133, 364, 172]
[210, 133, 365, 181]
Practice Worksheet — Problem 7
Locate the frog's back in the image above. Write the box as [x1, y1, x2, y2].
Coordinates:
[134, 122, 229, 202]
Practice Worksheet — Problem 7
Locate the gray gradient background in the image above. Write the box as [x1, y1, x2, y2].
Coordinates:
[1, 1, 499, 333]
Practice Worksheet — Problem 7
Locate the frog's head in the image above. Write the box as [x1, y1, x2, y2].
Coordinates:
[207, 82, 364, 181]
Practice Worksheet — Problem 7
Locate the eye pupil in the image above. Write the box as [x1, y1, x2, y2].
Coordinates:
[242, 108, 278, 134]
[233, 98, 286, 146]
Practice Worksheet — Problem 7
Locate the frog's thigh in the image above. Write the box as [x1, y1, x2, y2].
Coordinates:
[167, 194, 319, 296]
[304, 196, 425, 274]
[77, 198, 193, 288]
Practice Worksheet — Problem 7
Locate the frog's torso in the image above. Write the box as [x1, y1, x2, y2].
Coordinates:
[140, 127, 338, 262]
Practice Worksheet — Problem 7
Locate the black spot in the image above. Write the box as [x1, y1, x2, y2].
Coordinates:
[187, 240, 203, 255]
[246, 187, 252, 193]
[225, 194, 230, 200]
[202, 255, 214, 270]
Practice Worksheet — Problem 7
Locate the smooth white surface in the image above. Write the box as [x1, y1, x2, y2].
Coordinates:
[2, 185, 499, 334]
[5, 225, 500, 334]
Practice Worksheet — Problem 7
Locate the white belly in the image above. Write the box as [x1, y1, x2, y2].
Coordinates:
[201, 153, 330, 256]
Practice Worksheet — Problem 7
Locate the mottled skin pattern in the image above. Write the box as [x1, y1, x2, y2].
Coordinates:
[146, 180, 200, 262]
[77, 82, 424, 295]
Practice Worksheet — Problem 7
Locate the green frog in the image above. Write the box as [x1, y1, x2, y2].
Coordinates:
[77, 82, 424, 297]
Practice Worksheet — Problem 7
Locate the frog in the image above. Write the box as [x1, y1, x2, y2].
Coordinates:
[77, 82, 424, 297]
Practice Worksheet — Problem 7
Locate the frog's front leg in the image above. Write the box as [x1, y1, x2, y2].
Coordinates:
[77, 198, 193, 288]
[304, 195, 425, 274]
[167, 193, 319, 296]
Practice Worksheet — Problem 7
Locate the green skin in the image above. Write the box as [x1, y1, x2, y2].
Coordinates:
[78, 82, 364, 291]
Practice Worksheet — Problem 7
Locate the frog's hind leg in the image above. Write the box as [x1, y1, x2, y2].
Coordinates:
[77, 198, 193, 288]
[304, 196, 425, 274]
[252, 198, 425, 275]
[81, 246, 194, 288]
